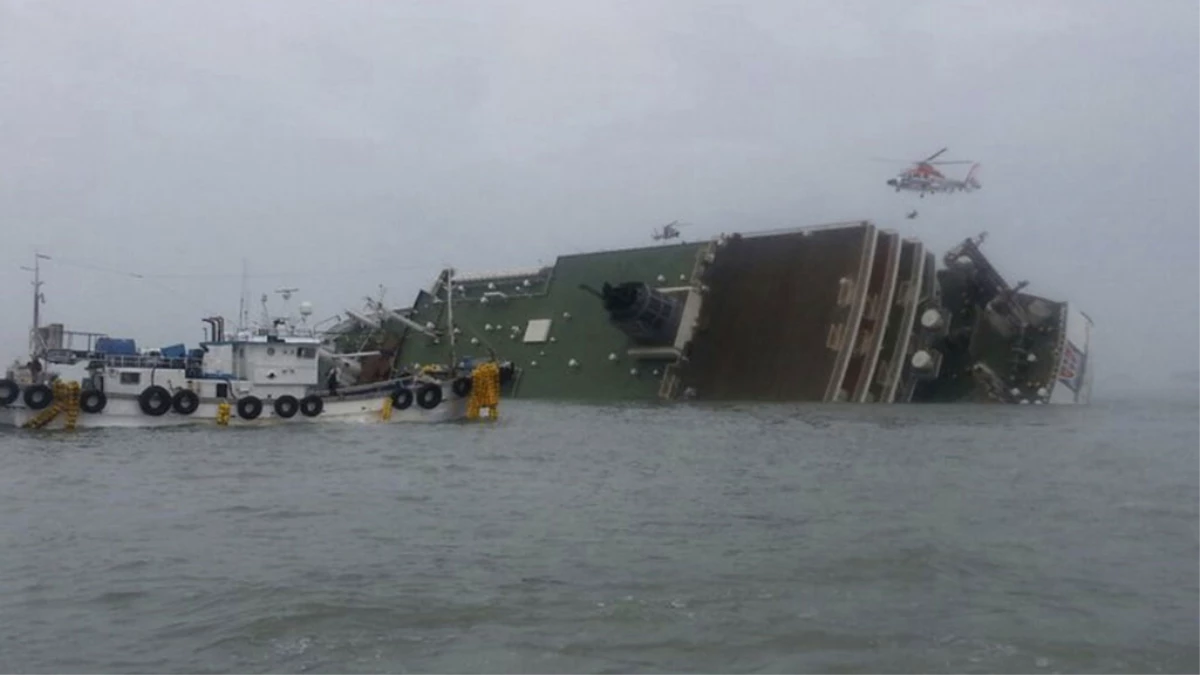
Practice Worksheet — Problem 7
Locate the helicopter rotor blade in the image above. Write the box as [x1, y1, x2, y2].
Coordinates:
[924, 147, 949, 162]
[928, 160, 975, 165]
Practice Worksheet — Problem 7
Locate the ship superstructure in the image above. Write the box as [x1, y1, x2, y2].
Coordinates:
[342, 221, 1092, 405]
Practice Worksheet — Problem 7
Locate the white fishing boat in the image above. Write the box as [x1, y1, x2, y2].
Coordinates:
[0, 258, 498, 430]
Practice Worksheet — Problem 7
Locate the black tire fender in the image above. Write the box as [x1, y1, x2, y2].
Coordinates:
[236, 395, 263, 420]
[299, 394, 323, 417]
[416, 383, 443, 410]
[391, 387, 414, 410]
[80, 390, 107, 414]
[274, 394, 299, 419]
[138, 385, 172, 416]
[0, 378, 19, 406]
[451, 377, 472, 398]
[172, 389, 200, 415]
[24, 384, 54, 410]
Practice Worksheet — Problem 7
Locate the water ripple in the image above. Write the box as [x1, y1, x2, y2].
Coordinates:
[0, 399, 1195, 673]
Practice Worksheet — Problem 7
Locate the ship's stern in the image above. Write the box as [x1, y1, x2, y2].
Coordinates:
[1047, 305, 1094, 404]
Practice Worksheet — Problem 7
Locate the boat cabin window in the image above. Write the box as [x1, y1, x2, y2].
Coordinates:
[119, 372, 141, 385]
[297, 347, 316, 359]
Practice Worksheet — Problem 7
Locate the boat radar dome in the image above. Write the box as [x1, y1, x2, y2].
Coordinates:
[299, 301, 313, 317]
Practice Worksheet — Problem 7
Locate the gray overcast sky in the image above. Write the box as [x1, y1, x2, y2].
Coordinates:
[1, 0, 1196, 392]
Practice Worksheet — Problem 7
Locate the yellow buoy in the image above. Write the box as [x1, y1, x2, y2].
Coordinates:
[466, 361, 501, 421]
[216, 401, 232, 426]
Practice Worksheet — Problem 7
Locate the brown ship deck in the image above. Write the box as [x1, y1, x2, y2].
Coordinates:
[677, 222, 878, 401]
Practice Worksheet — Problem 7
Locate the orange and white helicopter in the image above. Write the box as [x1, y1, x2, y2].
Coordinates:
[877, 148, 981, 198]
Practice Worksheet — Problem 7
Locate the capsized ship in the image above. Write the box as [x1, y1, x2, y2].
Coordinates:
[339, 221, 1093, 405]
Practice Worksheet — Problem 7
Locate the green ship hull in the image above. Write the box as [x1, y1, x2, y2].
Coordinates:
[339, 221, 1094, 405]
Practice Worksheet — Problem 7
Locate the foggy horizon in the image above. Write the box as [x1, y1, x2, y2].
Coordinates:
[2, 0, 1197, 394]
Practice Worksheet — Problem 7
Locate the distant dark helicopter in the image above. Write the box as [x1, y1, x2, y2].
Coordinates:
[906, 210, 919, 219]
[652, 220, 691, 241]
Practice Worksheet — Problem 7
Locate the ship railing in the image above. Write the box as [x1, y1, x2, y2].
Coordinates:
[95, 354, 204, 371]
[728, 220, 872, 241]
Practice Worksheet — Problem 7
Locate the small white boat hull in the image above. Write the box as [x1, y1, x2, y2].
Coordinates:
[0, 384, 470, 430]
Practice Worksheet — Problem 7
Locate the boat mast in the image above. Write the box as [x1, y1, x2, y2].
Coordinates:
[237, 257, 249, 333]
[445, 267, 457, 370]
[21, 251, 50, 357]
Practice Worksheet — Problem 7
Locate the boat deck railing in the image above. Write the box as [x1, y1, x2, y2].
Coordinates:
[43, 348, 203, 371]
[94, 353, 204, 371]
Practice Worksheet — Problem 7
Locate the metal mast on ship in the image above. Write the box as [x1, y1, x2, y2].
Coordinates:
[21, 251, 50, 358]
[445, 267, 457, 372]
